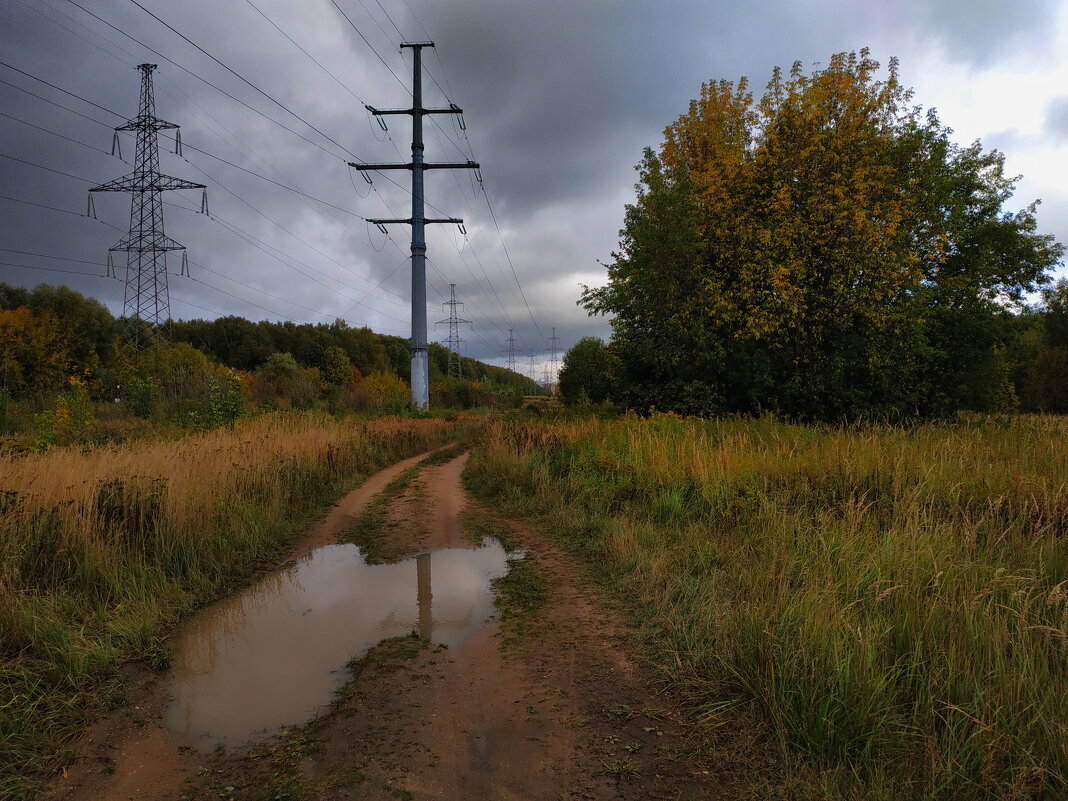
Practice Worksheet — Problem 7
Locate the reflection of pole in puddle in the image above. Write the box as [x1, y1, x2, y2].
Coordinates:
[417, 553, 432, 640]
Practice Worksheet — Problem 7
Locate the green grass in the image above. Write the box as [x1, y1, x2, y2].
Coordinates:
[466, 412, 1068, 800]
[340, 443, 468, 563]
[460, 500, 519, 551]
[340, 465, 424, 563]
[492, 557, 548, 621]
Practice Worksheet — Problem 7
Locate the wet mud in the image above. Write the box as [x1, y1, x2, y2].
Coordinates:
[165, 541, 510, 747]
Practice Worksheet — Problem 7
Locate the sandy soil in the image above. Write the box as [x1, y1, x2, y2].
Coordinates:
[45, 448, 718, 801]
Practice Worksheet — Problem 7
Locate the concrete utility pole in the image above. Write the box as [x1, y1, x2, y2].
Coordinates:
[504, 328, 518, 372]
[350, 42, 479, 409]
[435, 283, 471, 379]
[89, 64, 205, 349]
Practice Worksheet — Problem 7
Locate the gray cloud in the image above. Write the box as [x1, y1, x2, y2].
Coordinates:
[1, 0, 1065, 372]
[911, 0, 1059, 66]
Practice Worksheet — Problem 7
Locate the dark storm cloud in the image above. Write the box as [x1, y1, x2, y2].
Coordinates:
[1, 0, 1063, 368]
[910, 0, 1059, 66]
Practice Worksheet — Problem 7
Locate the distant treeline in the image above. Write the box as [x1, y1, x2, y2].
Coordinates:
[0, 282, 539, 415]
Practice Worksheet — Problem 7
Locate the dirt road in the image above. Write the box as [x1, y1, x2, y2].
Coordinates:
[48, 449, 715, 801]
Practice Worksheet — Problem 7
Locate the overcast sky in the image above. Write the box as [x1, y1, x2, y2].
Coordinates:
[1, 0, 1066, 376]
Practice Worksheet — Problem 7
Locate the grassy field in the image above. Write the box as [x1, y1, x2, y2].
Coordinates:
[465, 413, 1068, 800]
[0, 413, 459, 800]
[5, 409, 1066, 800]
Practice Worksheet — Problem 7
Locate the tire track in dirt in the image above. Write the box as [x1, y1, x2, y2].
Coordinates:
[218, 453, 718, 800]
[49, 449, 718, 801]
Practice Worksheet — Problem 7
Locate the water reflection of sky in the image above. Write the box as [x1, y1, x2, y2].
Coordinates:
[164, 541, 511, 748]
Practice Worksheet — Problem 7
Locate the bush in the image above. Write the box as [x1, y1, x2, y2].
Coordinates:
[124, 376, 157, 419]
[354, 371, 409, 412]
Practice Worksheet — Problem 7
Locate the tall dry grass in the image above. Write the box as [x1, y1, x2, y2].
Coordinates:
[0, 412, 457, 800]
[467, 413, 1068, 800]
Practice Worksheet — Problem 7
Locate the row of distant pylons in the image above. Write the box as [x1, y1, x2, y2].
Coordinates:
[437, 282, 560, 389]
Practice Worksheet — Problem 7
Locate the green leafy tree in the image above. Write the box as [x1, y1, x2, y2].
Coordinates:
[584, 50, 1062, 419]
[206, 369, 244, 427]
[558, 337, 616, 405]
[124, 377, 158, 419]
[321, 346, 353, 392]
[0, 308, 70, 398]
[254, 352, 320, 409]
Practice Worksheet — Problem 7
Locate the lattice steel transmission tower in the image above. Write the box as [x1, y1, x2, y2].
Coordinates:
[504, 328, 519, 372]
[435, 283, 471, 379]
[548, 326, 562, 388]
[89, 64, 205, 349]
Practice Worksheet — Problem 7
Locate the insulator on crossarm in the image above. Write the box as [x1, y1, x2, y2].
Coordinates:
[106, 251, 116, 279]
[86, 193, 97, 219]
[174, 129, 183, 157]
[111, 132, 122, 160]
[180, 251, 190, 277]
[457, 223, 466, 235]
[200, 190, 209, 215]
[366, 105, 388, 131]
[450, 103, 466, 131]
[375, 222, 389, 235]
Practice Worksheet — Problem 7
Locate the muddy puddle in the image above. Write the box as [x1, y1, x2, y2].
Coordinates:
[164, 541, 511, 749]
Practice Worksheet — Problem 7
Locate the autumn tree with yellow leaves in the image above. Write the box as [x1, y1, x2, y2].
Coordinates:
[584, 50, 1063, 418]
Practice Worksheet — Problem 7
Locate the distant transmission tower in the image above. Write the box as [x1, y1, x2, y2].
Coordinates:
[528, 348, 537, 385]
[435, 283, 471, 379]
[504, 328, 519, 372]
[89, 64, 205, 349]
[548, 326, 562, 386]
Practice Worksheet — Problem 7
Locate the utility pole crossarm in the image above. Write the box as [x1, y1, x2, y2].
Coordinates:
[366, 218, 463, 225]
[366, 106, 464, 116]
[349, 161, 479, 171]
[90, 174, 205, 192]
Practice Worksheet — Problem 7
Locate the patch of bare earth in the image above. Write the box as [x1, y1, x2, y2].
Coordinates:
[192, 453, 718, 800]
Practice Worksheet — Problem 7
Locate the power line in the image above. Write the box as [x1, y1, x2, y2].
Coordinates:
[480, 183, 544, 342]
[327, 0, 410, 96]
[0, 259, 108, 278]
[0, 151, 96, 183]
[0, 149, 412, 326]
[0, 247, 338, 323]
[0, 192, 119, 229]
[60, 0, 349, 162]
[0, 77, 116, 130]
[0, 58, 118, 117]
[0, 110, 124, 159]
[0, 64, 375, 226]
[124, 0, 357, 162]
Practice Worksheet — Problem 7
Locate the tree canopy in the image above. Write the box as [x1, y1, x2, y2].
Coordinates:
[583, 50, 1063, 419]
